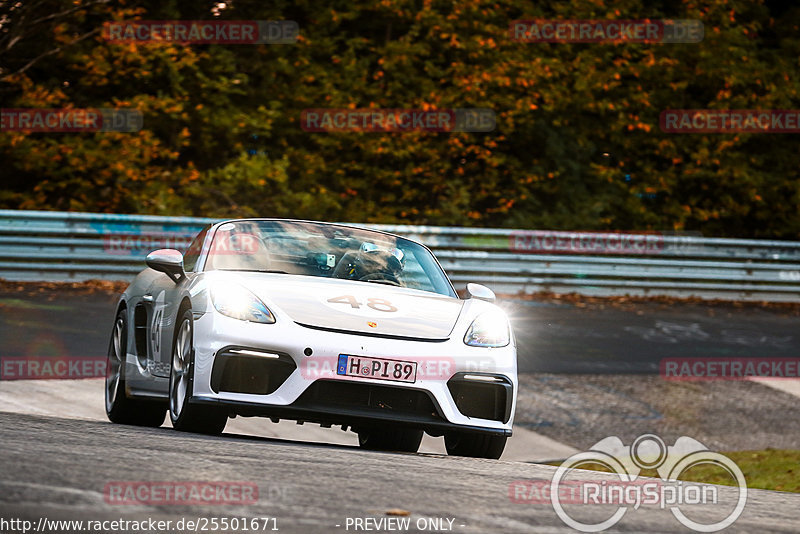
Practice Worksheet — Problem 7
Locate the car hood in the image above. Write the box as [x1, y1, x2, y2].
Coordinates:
[225, 273, 464, 340]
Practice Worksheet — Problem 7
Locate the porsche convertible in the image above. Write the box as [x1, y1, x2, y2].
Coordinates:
[105, 219, 517, 458]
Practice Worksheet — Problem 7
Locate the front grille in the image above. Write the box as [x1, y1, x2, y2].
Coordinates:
[211, 348, 296, 395]
[447, 373, 513, 423]
[295, 322, 449, 343]
[293, 380, 441, 420]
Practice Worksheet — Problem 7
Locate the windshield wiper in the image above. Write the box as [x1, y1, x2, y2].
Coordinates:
[365, 279, 402, 287]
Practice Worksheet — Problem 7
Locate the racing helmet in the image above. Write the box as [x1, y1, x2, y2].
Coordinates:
[358, 242, 405, 274]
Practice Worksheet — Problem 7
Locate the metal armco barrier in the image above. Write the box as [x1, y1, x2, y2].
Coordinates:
[1, 210, 799, 302]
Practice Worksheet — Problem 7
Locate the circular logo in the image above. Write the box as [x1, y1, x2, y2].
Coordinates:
[551, 435, 748, 533]
[631, 434, 667, 469]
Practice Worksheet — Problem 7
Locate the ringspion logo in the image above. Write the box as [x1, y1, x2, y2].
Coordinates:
[550, 434, 746, 532]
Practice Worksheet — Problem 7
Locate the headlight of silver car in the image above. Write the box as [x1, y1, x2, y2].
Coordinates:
[211, 284, 275, 324]
[463, 313, 510, 347]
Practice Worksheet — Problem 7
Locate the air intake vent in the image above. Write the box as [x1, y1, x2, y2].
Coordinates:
[294, 380, 441, 420]
[211, 348, 296, 395]
[447, 373, 513, 423]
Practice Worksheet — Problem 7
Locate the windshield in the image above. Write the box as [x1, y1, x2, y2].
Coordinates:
[202, 220, 456, 297]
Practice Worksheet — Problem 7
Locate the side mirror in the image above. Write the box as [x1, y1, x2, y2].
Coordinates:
[146, 249, 185, 283]
[466, 283, 496, 302]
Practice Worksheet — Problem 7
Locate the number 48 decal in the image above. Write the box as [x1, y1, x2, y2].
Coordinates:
[327, 295, 398, 312]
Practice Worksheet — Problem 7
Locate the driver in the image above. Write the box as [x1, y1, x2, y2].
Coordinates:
[333, 242, 405, 284]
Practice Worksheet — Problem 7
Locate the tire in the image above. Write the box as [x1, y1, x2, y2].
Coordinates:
[169, 307, 228, 435]
[105, 308, 166, 427]
[357, 427, 423, 453]
[444, 432, 507, 459]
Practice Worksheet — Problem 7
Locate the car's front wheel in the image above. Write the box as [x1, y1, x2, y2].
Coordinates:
[169, 307, 227, 435]
[357, 427, 423, 453]
[444, 431, 506, 459]
[105, 308, 166, 427]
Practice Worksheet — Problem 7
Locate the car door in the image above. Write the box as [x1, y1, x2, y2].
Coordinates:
[143, 274, 175, 378]
[145, 225, 211, 379]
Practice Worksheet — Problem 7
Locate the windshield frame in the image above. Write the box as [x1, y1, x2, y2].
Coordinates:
[196, 218, 458, 298]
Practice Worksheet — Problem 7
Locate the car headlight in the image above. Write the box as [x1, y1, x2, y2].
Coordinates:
[463, 313, 510, 347]
[211, 284, 275, 324]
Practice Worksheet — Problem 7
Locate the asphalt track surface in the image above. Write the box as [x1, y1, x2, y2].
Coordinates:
[1, 288, 799, 532]
[2, 411, 800, 533]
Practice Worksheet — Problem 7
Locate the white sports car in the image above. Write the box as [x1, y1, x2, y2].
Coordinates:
[105, 219, 517, 458]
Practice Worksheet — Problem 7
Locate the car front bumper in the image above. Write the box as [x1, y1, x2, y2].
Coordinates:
[190, 312, 517, 436]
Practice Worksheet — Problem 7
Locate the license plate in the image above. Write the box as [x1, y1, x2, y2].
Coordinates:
[336, 354, 417, 383]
